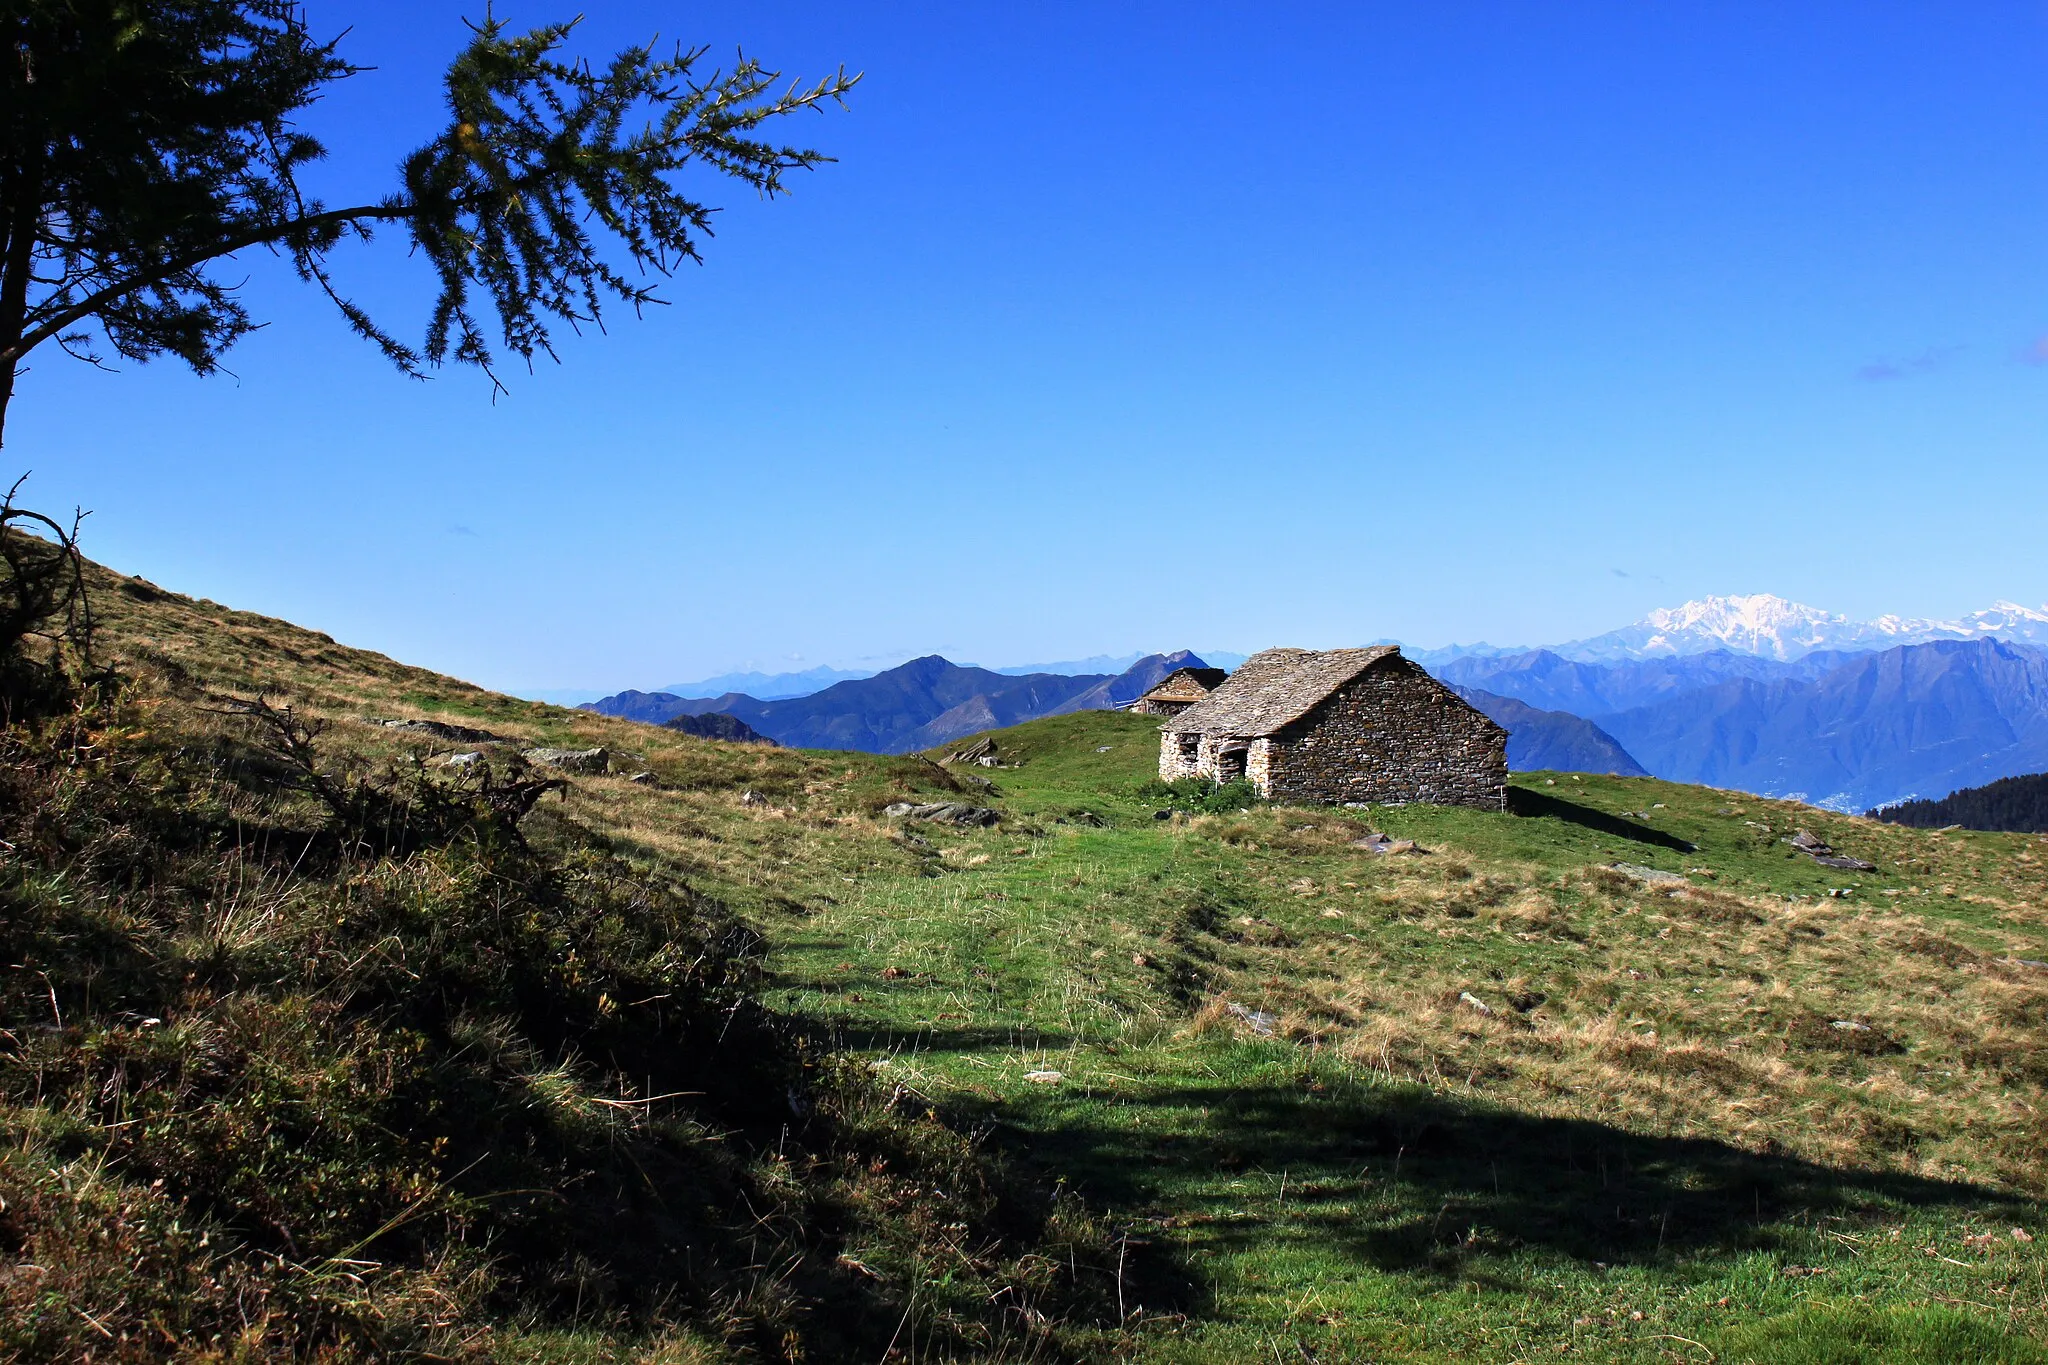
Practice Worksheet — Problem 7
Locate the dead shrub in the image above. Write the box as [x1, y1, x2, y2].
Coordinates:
[1895, 930, 1981, 969]
[1786, 1012, 1906, 1056]
[1673, 887, 1765, 926]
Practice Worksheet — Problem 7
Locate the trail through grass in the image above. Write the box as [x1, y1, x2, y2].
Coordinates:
[759, 711, 2048, 1361]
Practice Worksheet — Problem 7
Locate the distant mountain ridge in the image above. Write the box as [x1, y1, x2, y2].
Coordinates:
[579, 593, 2048, 805]
[1449, 688, 1648, 776]
[651, 650, 1252, 702]
[655, 665, 875, 701]
[1433, 637, 2048, 810]
[585, 652, 1210, 754]
[1550, 594, 2048, 663]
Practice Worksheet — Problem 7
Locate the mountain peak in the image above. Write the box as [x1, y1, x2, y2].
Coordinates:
[1559, 594, 2048, 663]
[1638, 595, 1844, 658]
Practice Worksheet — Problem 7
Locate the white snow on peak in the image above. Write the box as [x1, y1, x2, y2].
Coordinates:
[1554, 593, 2048, 662]
[1637, 594, 1847, 657]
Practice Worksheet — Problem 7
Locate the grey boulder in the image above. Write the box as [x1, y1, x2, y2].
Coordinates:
[882, 801, 1000, 827]
[522, 746, 610, 775]
[370, 717, 506, 744]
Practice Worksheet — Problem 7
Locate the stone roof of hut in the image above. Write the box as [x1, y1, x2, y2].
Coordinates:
[1141, 667, 1228, 696]
[1159, 646, 1403, 737]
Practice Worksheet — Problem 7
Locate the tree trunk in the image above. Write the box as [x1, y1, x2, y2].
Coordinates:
[0, 154, 44, 449]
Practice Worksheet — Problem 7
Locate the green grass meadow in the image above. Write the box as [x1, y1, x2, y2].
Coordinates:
[755, 711, 2048, 1362]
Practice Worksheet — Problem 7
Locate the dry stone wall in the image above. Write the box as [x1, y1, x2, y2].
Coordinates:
[1265, 662, 1506, 809]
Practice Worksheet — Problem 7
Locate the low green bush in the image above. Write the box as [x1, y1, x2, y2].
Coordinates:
[1136, 775, 1262, 815]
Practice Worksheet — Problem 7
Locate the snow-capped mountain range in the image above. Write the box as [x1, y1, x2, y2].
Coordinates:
[1548, 594, 2048, 663]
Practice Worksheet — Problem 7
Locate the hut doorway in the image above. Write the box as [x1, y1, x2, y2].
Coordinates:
[1214, 745, 1248, 783]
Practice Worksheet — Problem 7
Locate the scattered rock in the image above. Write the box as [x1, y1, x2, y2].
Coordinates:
[1457, 991, 1494, 1017]
[1789, 829, 1877, 872]
[1226, 1002, 1278, 1036]
[371, 717, 506, 743]
[522, 746, 609, 775]
[1609, 862, 1688, 885]
[1023, 1069, 1063, 1085]
[1780, 1265, 1830, 1278]
[1830, 1019, 1871, 1032]
[1095, 745, 1113, 753]
[1997, 957, 2048, 971]
[1059, 809, 1107, 827]
[947, 737, 997, 765]
[882, 801, 1000, 827]
[443, 751, 483, 768]
[741, 790, 769, 807]
[626, 771, 658, 785]
[1352, 832, 1421, 855]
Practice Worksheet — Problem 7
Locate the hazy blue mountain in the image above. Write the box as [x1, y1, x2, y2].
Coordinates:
[991, 652, 1147, 677]
[1435, 638, 2048, 809]
[1400, 642, 1523, 670]
[655, 665, 877, 701]
[583, 689, 754, 726]
[1435, 648, 1863, 716]
[1591, 639, 2048, 810]
[1450, 687, 1648, 776]
[1043, 650, 1212, 715]
[722, 656, 1112, 753]
[584, 652, 1213, 754]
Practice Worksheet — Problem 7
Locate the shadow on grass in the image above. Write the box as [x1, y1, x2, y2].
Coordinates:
[982, 1065, 2033, 1279]
[824, 1023, 1079, 1055]
[1509, 787, 1697, 854]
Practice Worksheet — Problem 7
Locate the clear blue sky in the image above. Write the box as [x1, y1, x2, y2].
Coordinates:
[16, 2, 2048, 695]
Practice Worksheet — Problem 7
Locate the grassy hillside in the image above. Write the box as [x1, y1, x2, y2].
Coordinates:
[782, 715, 2048, 1362]
[4, 564, 1121, 1362]
[11, 561, 2047, 1362]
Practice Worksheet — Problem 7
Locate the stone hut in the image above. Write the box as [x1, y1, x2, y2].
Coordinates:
[1157, 646, 1507, 809]
[1129, 666, 1229, 716]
